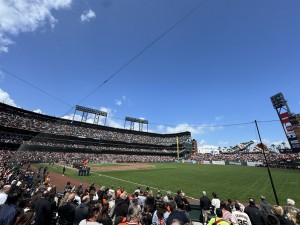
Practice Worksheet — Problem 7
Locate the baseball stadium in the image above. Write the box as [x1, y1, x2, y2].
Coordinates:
[0, 93, 299, 225]
[1, 1, 300, 224]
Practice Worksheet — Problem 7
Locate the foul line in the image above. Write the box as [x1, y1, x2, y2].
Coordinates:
[90, 170, 198, 200]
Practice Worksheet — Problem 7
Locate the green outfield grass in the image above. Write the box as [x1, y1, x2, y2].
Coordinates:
[45, 162, 300, 206]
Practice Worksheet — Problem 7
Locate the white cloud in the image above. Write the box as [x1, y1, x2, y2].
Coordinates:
[0, 34, 14, 53]
[0, 88, 16, 106]
[115, 99, 122, 106]
[115, 96, 130, 107]
[0, 0, 72, 53]
[33, 109, 43, 114]
[215, 116, 224, 121]
[166, 123, 196, 134]
[80, 9, 96, 22]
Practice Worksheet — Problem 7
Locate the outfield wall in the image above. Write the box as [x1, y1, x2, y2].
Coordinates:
[181, 160, 263, 167]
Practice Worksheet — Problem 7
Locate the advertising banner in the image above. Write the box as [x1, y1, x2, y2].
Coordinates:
[279, 112, 300, 152]
[225, 161, 247, 166]
[212, 161, 225, 165]
[247, 162, 263, 167]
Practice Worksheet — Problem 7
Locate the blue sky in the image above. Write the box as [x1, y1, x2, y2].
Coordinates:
[1, 0, 300, 151]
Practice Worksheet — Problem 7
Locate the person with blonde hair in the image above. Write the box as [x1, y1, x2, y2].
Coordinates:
[272, 205, 293, 225]
[145, 190, 155, 214]
[114, 191, 129, 219]
[284, 198, 300, 225]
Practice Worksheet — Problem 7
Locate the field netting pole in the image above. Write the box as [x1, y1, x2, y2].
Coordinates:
[255, 120, 279, 205]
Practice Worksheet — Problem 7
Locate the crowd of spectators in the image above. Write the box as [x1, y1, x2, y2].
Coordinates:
[0, 103, 191, 146]
[0, 149, 300, 225]
[198, 191, 300, 225]
[189, 152, 300, 164]
[1, 150, 175, 165]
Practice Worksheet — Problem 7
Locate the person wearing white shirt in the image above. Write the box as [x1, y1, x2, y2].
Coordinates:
[0, 185, 11, 205]
[231, 203, 252, 225]
[211, 192, 220, 213]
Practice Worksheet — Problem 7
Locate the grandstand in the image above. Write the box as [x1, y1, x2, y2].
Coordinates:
[0, 103, 192, 162]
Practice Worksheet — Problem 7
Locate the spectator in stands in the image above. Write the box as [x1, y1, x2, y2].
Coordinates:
[0, 188, 21, 225]
[0, 184, 11, 205]
[180, 193, 191, 212]
[57, 192, 77, 225]
[141, 205, 152, 225]
[272, 205, 293, 225]
[73, 195, 91, 225]
[296, 211, 300, 225]
[13, 206, 36, 225]
[259, 196, 272, 216]
[244, 198, 266, 225]
[14, 198, 34, 224]
[32, 190, 52, 225]
[207, 208, 230, 225]
[220, 201, 231, 223]
[118, 205, 142, 225]
[64, 181, 72, 195]
[200, 191, 211, 224]
[166, 201, 189, 225]
[145, 190, 155, 214]
[97, 202, 113, 225]
[79, 204, 102, 225]
[114, 191, 129, 219]
[152, 201, 170, 225]
[76, 183, 84, 197]
[97, 186, 106, 205]
[211, 192, 221, 214]
[226, 199, 233, 213]
[265, 214, 280, 225]
[284, 198, 300, 225]
[231, 203, 251, 225]
[137, 191, 146, 210]
[174, 190, 185, 210]
[234, 199, 245, 212]
[163, 191, 173, 203]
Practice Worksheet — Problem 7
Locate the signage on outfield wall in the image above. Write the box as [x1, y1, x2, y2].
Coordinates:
[203, 161, 211, 164]
[225, 161, 247, 166]
[247, 162, 263, 167]
[211, 161, 226, 165]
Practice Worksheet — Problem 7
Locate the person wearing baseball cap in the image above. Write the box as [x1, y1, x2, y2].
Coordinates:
[259, 195, 272, 216]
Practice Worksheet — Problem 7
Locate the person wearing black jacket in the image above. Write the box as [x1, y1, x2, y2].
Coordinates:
[58, 193, 77, 225]
[114, 192, 129, 218]
[73, 195, 91, 225]
[166, 200, 189, 225]
[199, 191, 211, 224]
[32, 191, 52, 225]
[244, 198, 266, 225]
[174, 190, 185, 210]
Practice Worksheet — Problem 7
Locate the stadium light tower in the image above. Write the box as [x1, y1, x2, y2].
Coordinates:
[270, 93, 300, 153]
[73, 105, 108, 125]
[124, 117, 148, 132]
